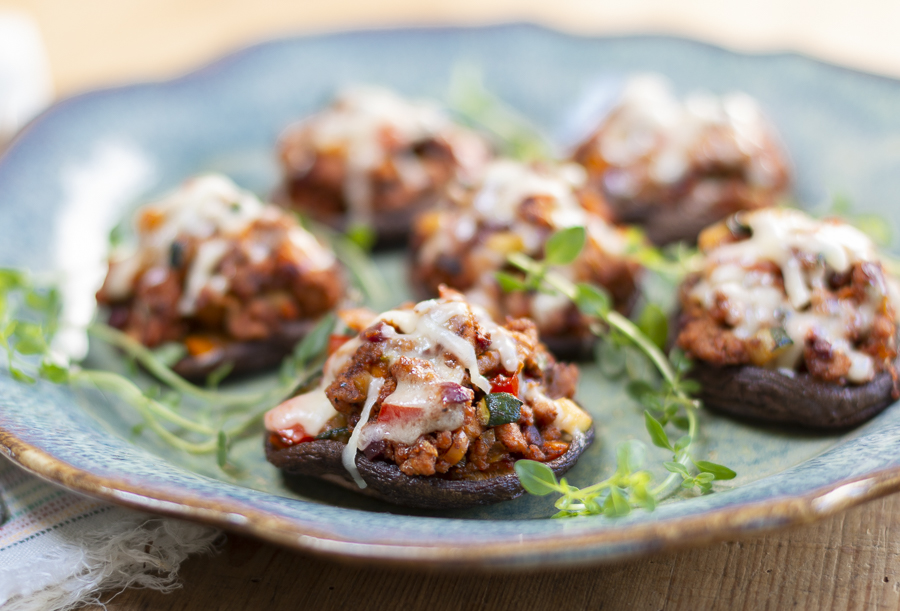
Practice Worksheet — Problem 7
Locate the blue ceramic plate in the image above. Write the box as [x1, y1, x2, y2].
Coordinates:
[3, 24, 900, 569]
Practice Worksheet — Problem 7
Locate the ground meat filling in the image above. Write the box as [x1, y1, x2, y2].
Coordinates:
[96, 175, 343, 353]
[410, 160, 641, 342]
[676, 210, 900, 386]
[305, 291, 585, 479]
[571, 75, 789, 243]
[275, 86, 491, 227]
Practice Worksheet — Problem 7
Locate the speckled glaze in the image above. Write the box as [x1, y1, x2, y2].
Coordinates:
[3, 25, 900, 569]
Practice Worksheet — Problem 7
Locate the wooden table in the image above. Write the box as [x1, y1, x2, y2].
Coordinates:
[4, 1, 899, 608]
[87, 494, 900, 610]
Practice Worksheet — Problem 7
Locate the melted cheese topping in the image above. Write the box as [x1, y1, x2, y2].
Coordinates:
[264, 293, 540, 485]
[103, 174, 335, 313]
[597, 74, 781, 194]
[690, 208, 896, 382]
[472, 160, 589, 228]
[419, 160, 628, 327]
[263, 335, 362, 434]
[293, 86, 484, 222]
[343, 376, 384, 489]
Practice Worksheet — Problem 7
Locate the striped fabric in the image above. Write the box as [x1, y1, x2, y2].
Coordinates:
[0, 458, 219, 610]
[0, 462, 113, 555]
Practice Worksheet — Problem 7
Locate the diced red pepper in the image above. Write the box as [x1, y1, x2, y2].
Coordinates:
[489, 372, 519, 396]
[269, 424, 315, 449]
[377, 403, 424, 424]
[327, 334, 353, 356]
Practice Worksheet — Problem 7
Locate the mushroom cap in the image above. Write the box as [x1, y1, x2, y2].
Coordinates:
[172, 319, 317, 381]
[691, 361, 899, 429]
[265, 426, 595, 509]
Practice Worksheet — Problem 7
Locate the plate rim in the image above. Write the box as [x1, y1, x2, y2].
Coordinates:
[4, 429, 900, 568]
[3, 22, 900, 569]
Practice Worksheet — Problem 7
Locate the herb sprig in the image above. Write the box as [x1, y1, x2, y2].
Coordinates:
[505, 227, 735, 518]
[0, 272, 334, 469]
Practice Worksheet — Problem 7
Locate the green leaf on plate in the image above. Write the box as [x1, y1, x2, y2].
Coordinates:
[693, 460, 737, 481]
[495, 271, 528, 293]
[644, 411, 673, 451]
[544, 226, 586, 266]
[637, 303, 668, 351]
[515, 460, 560, 496]
[574, 282, 611, 317]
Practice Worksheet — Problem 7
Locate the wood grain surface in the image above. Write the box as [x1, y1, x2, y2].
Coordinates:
[80, 494, 900, 611]
[4, 1, 900, 609]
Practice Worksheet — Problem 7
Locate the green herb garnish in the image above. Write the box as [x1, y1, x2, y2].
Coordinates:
[448, 65, 555, 162]
[505, 227, 737, 517]
[0, 265, 337, 467]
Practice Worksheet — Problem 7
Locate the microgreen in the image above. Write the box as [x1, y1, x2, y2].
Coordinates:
[0, 266, 335, 470]
[448, 65, 555, 162]
[506, 227, 737, 517]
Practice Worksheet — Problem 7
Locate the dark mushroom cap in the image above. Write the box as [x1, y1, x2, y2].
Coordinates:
[691, 361, 899, 429]
[271, 187, 437, 249]
[171, 319, 317, 381]
[613, 201, 745, 247]
[265, 426, 594, 509]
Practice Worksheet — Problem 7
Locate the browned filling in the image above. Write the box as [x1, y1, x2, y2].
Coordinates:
[314, 310, 580, 479]
[277, 127, 466, 222]
[676, 227, 898, 385]
[409, 195, 640, 340]
[97, 215, 342, 352]
[572, 119, 789, 227]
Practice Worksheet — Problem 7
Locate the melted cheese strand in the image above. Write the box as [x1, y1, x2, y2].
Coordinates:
[691, 208, 895, 382]
[343, 376, 384, 489]
[104, 174, 335, 314]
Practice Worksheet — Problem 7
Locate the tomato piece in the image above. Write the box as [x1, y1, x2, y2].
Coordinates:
[270, 424, 314, 449]
[489, 372, 519, 396]
[377, 403, 424, 424]
[327, 334, 353, 357]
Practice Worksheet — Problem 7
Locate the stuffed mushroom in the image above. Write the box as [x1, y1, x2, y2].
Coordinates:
[410, 159, 641, 358]
[96, 174, 344, 379]
[264, 288, 594, 508]
[572, 75, 790, 245]
[676, 208, 900, 428]
[273, 86, 492, 246]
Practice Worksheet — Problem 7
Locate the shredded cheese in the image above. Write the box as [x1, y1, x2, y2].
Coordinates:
[286, 86, 486, 223]
[418, 159, 628, 329]
[342, 377, 384, 489]
[690, 208, 896, 382]
[265, 293, 543, 485]
[104, 174, 335, 314]
[596, 74, 781, 193]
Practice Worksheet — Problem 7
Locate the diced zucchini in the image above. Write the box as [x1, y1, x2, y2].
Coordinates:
[316, 427, 350, 443]
[747, 326, 794, 366]
[726, 212, 752, 238]
[484, 392, 523, 426]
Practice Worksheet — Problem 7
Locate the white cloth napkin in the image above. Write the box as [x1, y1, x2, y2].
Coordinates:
[0, 458, 220, 611]
[0, 13, 222, 611]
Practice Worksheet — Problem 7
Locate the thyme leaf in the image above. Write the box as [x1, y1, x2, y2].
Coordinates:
[505, 227, 738, 517]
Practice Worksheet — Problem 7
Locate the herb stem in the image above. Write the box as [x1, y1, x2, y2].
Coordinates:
[650, 404, 698, 498]
[509, 250, 706, 503]
[86, 323, 268, 406]
[71, 369, 217, 435]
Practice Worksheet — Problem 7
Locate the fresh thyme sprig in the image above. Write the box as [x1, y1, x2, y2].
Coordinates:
[504, 227, 735, 517]
[0, 267, 334, 468]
